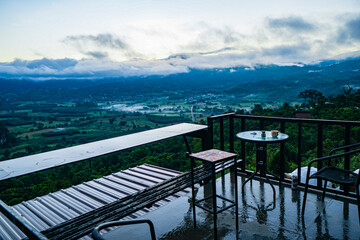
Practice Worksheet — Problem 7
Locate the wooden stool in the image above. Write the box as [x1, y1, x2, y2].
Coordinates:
[189, 149, 239, 240]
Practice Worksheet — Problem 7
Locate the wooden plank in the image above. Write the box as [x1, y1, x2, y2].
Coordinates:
[0, 123, 207, 181]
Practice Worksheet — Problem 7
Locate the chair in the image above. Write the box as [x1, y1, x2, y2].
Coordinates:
[92, 219, 156, 240]
[301, 143, 360, 222]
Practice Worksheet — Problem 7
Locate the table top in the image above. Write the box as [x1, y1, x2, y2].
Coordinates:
[236, 130, 289, 143]
[189, 149, 237, 163]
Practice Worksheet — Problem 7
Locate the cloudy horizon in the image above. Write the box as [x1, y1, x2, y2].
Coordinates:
[1, 0, 360, 79]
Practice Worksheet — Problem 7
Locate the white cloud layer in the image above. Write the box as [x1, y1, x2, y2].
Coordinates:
[0, 1, 359, 80]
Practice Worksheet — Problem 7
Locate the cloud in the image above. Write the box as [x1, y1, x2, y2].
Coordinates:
[165, 47, 235, 61]
[337, 15, 360, 43]
[10, 58, 77, 70]
[262, 44, 310, 57]
[63, 33, 140, 59]
[182, 24, 242, 52]
[85, 51, 108, 59]
[64, 33, 129, 49]
[267, 16, 315, 32]
[0, 58, 189, 80]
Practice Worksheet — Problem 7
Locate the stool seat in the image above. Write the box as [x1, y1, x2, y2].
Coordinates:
[189, 149, 237, 163]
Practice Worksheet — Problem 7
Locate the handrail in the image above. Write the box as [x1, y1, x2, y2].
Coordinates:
[233, 114, 360, 126]
[0, 123, 208, 181]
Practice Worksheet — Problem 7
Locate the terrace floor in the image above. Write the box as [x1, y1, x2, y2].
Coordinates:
[101, 172, 360, 240]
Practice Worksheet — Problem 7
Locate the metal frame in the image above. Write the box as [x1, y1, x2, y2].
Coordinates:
[301, 147, 360, 222]
[189, 152, 239, 240]
[92, 219, 156, 240]
[207, 113, 360, 199]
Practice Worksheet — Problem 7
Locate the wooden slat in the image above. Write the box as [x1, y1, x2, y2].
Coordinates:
[43, 159, 240, 239]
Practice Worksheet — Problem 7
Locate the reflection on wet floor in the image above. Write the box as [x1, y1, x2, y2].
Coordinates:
[102, 172, 360, 240]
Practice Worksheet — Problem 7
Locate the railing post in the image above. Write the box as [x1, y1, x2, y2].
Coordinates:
[241, 117, 246, 171]
[297, 122, 302, 183]
[317, 123, 323, 188]
[89, 159, 93, 179]
[280, 121, 285, 181]
[220, 118, 224, 151]
[344, 124, 351, 194]
[229, 115, 234, 153]
[260, 119, 264, 130]
[207, 117, 214, 149]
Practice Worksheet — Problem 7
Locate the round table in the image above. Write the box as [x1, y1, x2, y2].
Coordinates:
[236, 130, 289, 196]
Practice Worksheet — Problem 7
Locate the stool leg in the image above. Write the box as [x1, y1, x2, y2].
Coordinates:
[190, 157, 196, 228]
[212, 163, 218, 240]
[234, 157, 239, 239]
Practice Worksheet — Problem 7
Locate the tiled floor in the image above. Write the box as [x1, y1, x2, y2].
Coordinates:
[102, 172, 360, 240]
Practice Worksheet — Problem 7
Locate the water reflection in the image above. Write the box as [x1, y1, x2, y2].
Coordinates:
[147, 174, 358, 240]
[241, 181, 276, 224]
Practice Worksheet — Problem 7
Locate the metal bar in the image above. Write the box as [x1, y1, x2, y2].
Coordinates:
[260, 119, 264, 130]
[232, 114, 360, 126]
[317, 123, 323, 188]
[183, 136, 192, 154]
[229, 115, 234, 153]
[207, 117, 214, 149]
[88, 159, 92, 178]
[0, 200, 48, 240]
[208, 112, 235, 120]
[297, 122, 302, 183]
[92, 219, 156, 240]
[344, 125, 351, 194]
[344, 125, 351, 170]
[280, 121, 286, 181]
[220, 118, 224, 151]
[241, 117, 246, 171]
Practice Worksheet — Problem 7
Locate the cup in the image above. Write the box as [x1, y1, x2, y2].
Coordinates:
[261, 130, 266, 138]
[271, 130, 279, 137]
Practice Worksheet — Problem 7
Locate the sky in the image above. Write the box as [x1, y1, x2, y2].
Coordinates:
[0, 0, 360, 79]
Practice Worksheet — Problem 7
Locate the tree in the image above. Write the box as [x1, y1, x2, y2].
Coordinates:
[109, 118, 115, 124]
[298, 89, 325, 108]
[0, 121, 16, 148]
[252, 104, 264, 115]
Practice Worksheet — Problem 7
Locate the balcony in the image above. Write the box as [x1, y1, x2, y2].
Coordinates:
[0, 114, 359, 239]
[101, 173, 359, 240]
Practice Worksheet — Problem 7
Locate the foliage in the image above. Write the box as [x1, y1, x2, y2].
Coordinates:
[1, 88, 360, 205]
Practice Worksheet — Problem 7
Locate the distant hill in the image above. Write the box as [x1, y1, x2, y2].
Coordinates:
[1, 59, 359, 101]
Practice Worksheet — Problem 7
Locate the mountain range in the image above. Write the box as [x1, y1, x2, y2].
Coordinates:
[1, 58, 359, 102]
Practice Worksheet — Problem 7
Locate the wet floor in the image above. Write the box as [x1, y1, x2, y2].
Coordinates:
[101, 172, 360, 240]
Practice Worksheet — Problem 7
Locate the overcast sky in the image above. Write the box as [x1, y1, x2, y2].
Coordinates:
[0, 0, 360, 78]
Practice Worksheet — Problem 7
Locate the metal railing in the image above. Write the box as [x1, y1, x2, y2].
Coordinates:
[207, 113, 360, 198]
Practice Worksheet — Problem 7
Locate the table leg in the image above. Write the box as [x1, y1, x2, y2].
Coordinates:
[212, 163, 218, 240]
[234, 157, 239, 239]
[190, 157, 196, 228]
[256, 143, 267, 176]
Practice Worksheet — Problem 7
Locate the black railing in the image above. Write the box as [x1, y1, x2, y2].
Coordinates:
[207, 113, 360, 198]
